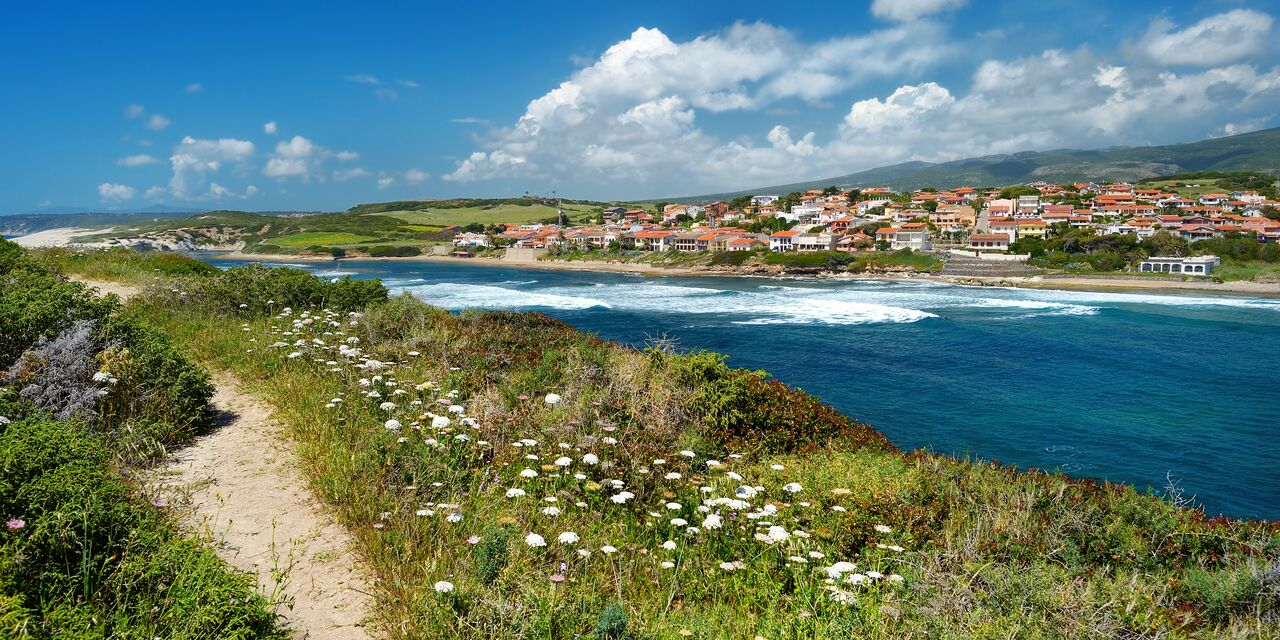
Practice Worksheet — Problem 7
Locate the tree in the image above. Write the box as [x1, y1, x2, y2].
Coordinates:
[822, 185, 840, 195]
[921, 201, 939, 212]
[1142, 230, 1187, 257]
[845, 189, 861, 205]
[1000, 185, 1041, 199]
[1262, 205, 1280, 222]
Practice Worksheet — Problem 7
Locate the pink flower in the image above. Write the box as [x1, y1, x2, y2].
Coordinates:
[467, 535, 481, 545]
[6, 518, 25, 530]
[549, 574, 565, 583]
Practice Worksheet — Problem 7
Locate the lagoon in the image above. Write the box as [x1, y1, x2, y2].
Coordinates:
[207, 256, 1280, 519]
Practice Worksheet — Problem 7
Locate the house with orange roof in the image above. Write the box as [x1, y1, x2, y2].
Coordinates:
[968, 233, 1010, 251]
[769, 229, 800, 252]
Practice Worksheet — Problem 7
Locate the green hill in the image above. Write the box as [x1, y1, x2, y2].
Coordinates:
[670, 126, 1280, 201]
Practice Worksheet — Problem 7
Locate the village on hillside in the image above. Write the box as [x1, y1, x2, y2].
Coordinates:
[452, 178, 1280, 277]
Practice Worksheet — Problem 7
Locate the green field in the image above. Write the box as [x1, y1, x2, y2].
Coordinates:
[379, 203, 597, 227]
[270, 231, 379, 247]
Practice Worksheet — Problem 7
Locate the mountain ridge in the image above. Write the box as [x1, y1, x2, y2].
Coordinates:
[663, 126, 1280, 202]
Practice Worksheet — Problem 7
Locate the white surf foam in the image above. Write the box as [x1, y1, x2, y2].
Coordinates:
[401, 283, 611, 311]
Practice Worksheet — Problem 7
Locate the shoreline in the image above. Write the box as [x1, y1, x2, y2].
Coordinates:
[213, 250, 1280, 296]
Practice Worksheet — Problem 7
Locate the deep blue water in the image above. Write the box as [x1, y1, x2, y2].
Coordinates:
[205, 256, 1280, 519]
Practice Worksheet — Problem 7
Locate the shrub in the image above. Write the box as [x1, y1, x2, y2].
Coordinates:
[367, 244, 422, 257]
[172, 263, 387, 315]
[473, 528, 510, 585]
[0, 262, 116, 370]
[593, 603, 628, 639]
[3, 319, 103, 422]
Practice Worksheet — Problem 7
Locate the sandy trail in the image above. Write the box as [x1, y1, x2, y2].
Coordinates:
[70, 276, 374, 639]
[154, 375, 373, 640]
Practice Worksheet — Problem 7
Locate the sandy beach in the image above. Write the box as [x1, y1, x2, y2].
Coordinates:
[8, 227, 97, 247]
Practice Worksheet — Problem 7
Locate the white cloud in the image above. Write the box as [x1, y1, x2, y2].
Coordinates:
[871, 0, 967, 22]
[98, 183, 135, 201]
[377, 177, 394, 189]
[168, 136, 255, 199]
[124, 104, 144, 119]
[397, 79, 420, 88]
[1139, 10, 1273, 67]
[263, 135, 360, 181]
[144, 186, 166, 200]
[116, 154, 159, 167]
[332, 167, 371, 182]
[404, 168, 429, 185]
[264, 121, 278, 135]
[147, 114, 170, 130]
[186, 82, 203, 94]
[244, 185, 259, 198]
[345, 73, 381, 84]
[444, 22, 951, 188]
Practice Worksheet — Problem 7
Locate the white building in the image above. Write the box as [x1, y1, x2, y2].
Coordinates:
[751, 195, 779, 206]
[1138, 255, 1220, 276]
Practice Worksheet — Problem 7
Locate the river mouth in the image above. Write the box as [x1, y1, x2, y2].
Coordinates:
[200, 253, 1280, 520]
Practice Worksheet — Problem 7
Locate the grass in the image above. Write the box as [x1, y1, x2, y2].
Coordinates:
[79, 254, 1278, 639]
[269, 231, 379, 247]
[381, 203, 598, 227]
[1211, 261, 1280, 282]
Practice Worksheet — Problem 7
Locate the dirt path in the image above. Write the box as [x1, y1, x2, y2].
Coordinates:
[69, 276, 374, 638]
[154, 374, 373, 639]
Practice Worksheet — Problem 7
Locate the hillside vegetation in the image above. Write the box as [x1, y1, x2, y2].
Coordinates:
[0, 240, 283, 638]
[40, 247, 1280, 639]
[672, 126, 1280, 200]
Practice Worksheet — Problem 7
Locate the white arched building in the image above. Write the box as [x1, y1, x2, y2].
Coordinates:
[1138, 255, 1220, 276]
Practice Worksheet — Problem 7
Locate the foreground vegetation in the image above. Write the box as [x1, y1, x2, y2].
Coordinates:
[0, 240, 282, 638]
[1013, 228, 1280, 281]
[41, 247, 1280, 638]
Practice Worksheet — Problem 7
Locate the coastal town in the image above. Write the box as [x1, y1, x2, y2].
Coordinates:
[453, 179, 1280, 277]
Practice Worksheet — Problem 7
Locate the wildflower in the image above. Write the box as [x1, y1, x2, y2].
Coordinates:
[549, 574, 565, 583]
[582, 453, 599, 465]
[765, 525, 789, 543]
[664, 472, 682, 480]
[554, 456, 572, 467]
[384, 419, 402, 430]
[735, 485, 759, 499]
[718, 562, 736, 571]
[434, 581, 454, 593]
[679, 450, 696, 458]
[415, 509, 433, 517]
[519, 468, 539, 479]
[379, 401, 396, 411]
[670, 518, 688, 527]
[6, 518, 25, 530]
[831, 506, 847, 513]
[600, 545, 618, 554]
[610, 492, 634, 504]
[874, 524, 892, 534]
[824, 562, 856, 580]
[525, 533, 547, 547]
[661, 540, 677, 551]
[467, 535, 481, 544]
[542, 506, 561, 516]
[809, 551, 825, 559]
[665, 502, 682, 510]
[446, 513, 463, 523]
[782, 482, 803, 493]
[577, 549, 591, 557]
[557, 531, 580, 544]
[505, 488, 526, 498]
[789, 556, 808, 564]
[432, 416, 451, 429]
[92, 371, 112, 383]
[660, 561, 675, 569]
[544, 393, 561, 405]
[703, 514, 723, 529]
[705, 459, 721, 467]
[866, 570, 883, 580]
[888, 574, 905, 583]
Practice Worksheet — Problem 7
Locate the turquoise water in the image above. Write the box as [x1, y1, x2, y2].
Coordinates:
[207, 257, 1280, 519]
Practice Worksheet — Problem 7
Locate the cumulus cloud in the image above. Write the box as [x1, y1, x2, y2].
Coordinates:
[98, 183, 134, 201]
[168, 136, 255, 199]
[264, 121, 278, 135]
[116, 154, 159, 167]
[332, 167, 371, 182]
[147, 114, 171, 130]
[404, 168, 429, 185]
[1139, 10, 1273, 67]
[443, 12, 1279, 197]
[263, 135, 359, 181]
[871, 0, 967, 23]
[444, 22, 950, 188]
[123, 104, 145, 119]
[377, 176, 394, 189]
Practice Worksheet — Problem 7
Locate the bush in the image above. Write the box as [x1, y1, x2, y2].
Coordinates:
[0, 257, 116, 370]
[473, 528, 510, 586]
[173, 264, 387, 315]
[367, 244, 422, 258]
[593, 603, 628, 639]
[0, 415, 282, 638]
[3, 319, 103, 422]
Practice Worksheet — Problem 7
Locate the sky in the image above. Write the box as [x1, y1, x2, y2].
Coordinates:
[2, 0, 1278, 213]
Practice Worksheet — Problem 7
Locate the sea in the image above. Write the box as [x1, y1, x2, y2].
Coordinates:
[203, 255, 1280, 520]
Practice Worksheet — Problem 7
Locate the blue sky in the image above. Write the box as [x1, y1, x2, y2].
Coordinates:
[2, 0, 1278, 213]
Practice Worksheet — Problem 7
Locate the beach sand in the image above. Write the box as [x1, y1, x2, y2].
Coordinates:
[10, 227, 97, 247]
